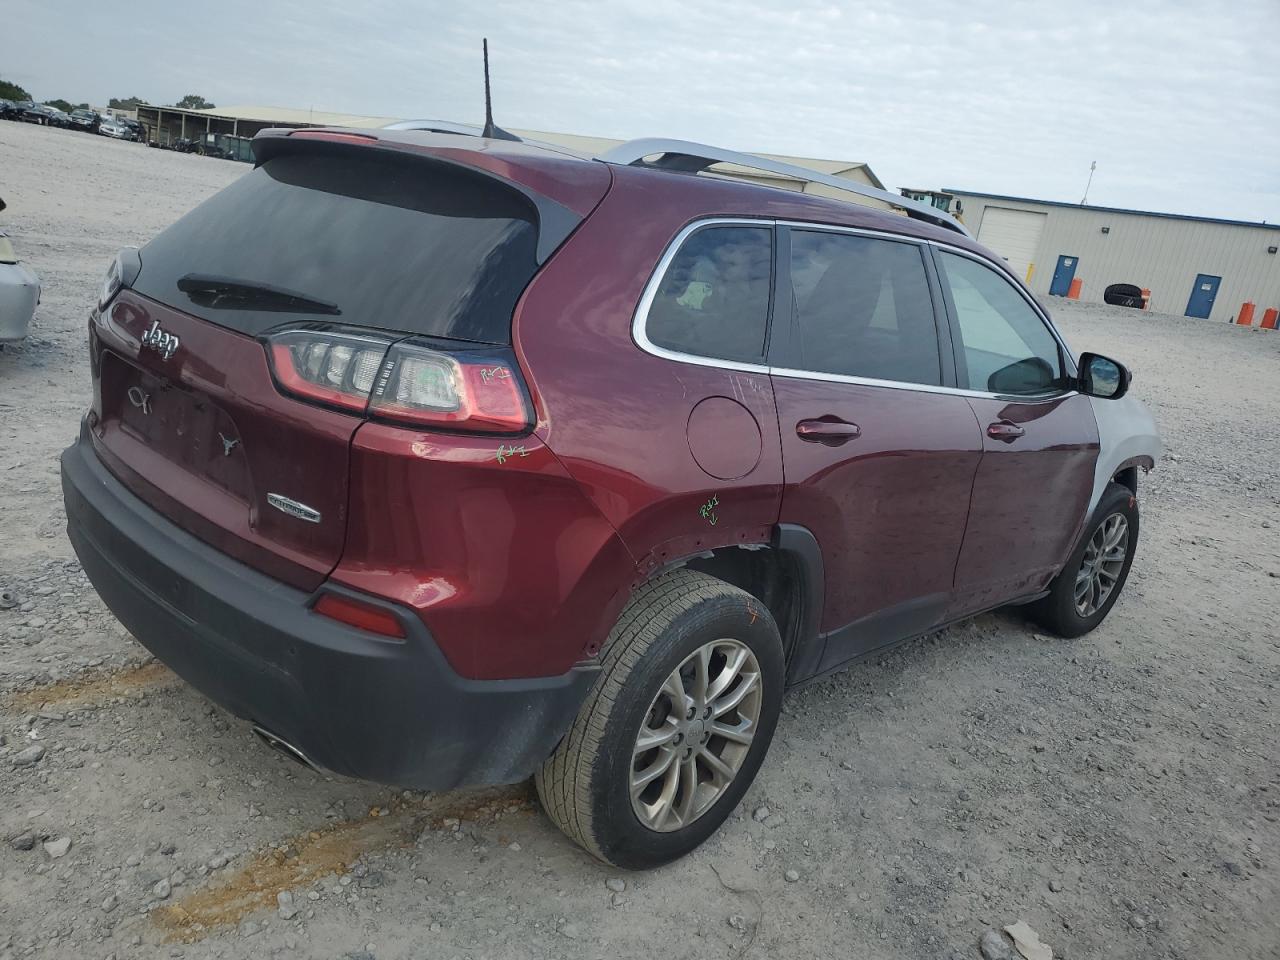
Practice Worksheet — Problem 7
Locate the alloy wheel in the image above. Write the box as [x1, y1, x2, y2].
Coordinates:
[1075, 512, 1129, 617]
[630, 638, 762, 832]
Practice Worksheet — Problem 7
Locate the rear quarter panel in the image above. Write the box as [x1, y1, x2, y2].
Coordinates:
[513, 172, 785, 580]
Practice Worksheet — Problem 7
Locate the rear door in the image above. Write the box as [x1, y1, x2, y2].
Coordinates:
[770, 226, 983, 675]
[92, 144, 576, 590]
[932, 249, 1099, 617]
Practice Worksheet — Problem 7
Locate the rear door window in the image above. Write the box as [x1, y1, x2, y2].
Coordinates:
[644, 224, 773, 364]
[937, 251, 1066, 394]
[787, 230, 942, 386]
[131, 152, 541, 343]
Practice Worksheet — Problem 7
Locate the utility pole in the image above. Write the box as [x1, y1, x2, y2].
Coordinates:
[1081, 161, 1096, 205]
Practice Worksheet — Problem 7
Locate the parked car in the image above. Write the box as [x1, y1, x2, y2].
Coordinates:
[18, 102, 56, 125]
[0, 197, 41, 347]
[173, 132, 253, 160]
[119, 118, 146, 141]
[98, 119, 132, 140]
[46, 107, 72, 128]
[62, 128, 1161, 868]
[0, 99, 20, 120]
[68, 108, 100, 133]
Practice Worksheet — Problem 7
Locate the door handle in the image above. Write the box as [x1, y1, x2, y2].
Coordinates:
[797, 417, 861, 445]
[987, 420, 1025, 442]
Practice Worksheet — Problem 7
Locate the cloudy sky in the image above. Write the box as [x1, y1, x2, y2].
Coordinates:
[4, 0, 1277, 222]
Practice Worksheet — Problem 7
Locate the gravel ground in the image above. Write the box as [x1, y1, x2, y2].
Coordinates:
[1, 119, 1277, 960]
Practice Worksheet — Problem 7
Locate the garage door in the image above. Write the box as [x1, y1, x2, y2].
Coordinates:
[976, 206, 1047, 285]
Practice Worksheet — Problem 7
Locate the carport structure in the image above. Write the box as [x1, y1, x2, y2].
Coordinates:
[132, 104, 397, 147]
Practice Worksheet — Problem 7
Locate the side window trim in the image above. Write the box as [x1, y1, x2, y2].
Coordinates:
[631, 217, 1076, 402]
[769, 224, 953, 389]
[632, 217, 778, 373]
[928, 242, 1079, 383]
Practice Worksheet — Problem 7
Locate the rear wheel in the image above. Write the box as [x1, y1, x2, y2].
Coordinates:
[1029, 482, 1139, 637]
[536, 569, 784, 868]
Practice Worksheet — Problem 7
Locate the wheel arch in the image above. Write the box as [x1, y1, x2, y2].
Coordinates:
[640, 523, 826, 686]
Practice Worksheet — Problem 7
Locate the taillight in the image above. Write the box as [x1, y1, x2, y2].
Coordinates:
[98, 247, 142, 310]
[313, 593, 406, 639]
[368, 340, 532, 434]
[263, 327, 533, 435]
[265, 328, 393, 413]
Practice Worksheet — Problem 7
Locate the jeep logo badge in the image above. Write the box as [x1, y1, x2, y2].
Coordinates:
[140, 320, 180, 360]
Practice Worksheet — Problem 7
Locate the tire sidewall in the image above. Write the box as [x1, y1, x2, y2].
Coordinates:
[1057, 484, 1140, 633]
[591, 593, 784, 869]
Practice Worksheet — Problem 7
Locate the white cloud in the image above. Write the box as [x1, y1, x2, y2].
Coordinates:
[2, 0, 1277, 220]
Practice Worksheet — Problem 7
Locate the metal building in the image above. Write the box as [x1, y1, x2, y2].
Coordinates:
[131, 103, 884, 201]
[941, 189, 1280, 323]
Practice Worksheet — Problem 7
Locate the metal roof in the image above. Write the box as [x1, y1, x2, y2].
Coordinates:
[142, 103, 883, 189]
[944, 187, 1279, 232]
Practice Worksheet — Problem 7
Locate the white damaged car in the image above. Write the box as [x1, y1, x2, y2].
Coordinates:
[0, 197, 40, 346]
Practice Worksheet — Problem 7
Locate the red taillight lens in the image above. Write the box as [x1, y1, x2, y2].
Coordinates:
[313, 593, 406, 639]
[263, 328, 533, 435]
[368, 340, 533, 434]
[265, 328, 394, 413]
[288, 130, 377, 146]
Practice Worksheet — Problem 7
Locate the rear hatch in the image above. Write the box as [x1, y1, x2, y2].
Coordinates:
[89, 132, 608, 590]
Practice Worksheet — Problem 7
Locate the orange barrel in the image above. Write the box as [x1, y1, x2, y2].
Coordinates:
[1067, 278, 1083, 300]
[1237, 302, 1256, 325]
[1141, 288, 1151, 310]
[1262, 308, 1279, 330]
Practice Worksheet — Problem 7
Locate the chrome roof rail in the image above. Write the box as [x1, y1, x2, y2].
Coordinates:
[596, 138, 970, 237]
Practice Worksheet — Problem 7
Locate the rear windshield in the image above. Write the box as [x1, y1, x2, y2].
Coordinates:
[132, 151, 541, 343]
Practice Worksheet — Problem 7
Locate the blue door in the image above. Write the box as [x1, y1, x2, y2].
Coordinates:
[1049, 255, 1079, 296]
[1185, 274, 1221, 319]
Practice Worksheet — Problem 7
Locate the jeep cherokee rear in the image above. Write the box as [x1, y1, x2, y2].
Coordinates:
[63, 128, 1160, 868]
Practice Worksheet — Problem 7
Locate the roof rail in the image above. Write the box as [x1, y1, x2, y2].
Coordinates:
[596, 138, 970, 237]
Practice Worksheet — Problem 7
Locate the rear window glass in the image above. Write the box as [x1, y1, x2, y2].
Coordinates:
[645, 225, 773, 363]
[131, 152, 540, 343]
[788, 231, 940, 386]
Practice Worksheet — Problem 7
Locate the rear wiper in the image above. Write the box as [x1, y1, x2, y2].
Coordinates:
[176, 273, 341, 315]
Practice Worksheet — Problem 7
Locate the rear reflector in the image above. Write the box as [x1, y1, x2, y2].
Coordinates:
[313, 593, 406, 639]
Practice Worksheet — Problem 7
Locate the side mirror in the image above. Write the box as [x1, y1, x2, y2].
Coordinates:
[1078, 352, 1130, 400]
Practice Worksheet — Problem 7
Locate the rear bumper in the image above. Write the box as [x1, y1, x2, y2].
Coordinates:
[61, 422, 597, 790]
[0, 261, 40, 343]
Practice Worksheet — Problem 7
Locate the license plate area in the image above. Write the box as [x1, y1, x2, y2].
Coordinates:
[101, 351, 250, 502]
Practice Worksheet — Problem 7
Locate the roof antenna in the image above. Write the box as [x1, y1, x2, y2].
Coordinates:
[481, 39, 520, 141]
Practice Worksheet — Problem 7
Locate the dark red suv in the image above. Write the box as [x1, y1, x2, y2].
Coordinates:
[62, 129, 1160, 868]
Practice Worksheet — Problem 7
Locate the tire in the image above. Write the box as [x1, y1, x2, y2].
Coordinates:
[536, 568, 784, 869]
[1028, 482, 1139, 638]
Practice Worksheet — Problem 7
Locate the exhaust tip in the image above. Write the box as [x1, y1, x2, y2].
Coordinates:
[252, 724, 322, 772]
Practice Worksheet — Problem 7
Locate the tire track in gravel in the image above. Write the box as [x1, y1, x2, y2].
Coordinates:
[152, 785, 532, 943]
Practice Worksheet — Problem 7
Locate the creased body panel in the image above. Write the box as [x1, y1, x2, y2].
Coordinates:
[950, 393, 1099, 617]
[513, 172, 786, 577]
[1087, 394, 1161, 512]
[333, 425, 636, 680]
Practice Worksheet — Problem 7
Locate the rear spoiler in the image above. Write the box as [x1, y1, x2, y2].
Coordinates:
[250, 128, 584, 263]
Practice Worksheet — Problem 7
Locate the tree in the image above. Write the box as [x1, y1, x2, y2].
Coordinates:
[46, 98, 74, 112]
[0, 78, 32, 101]
[173, 94, 215, 109]
[108, 96, 145, 109]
